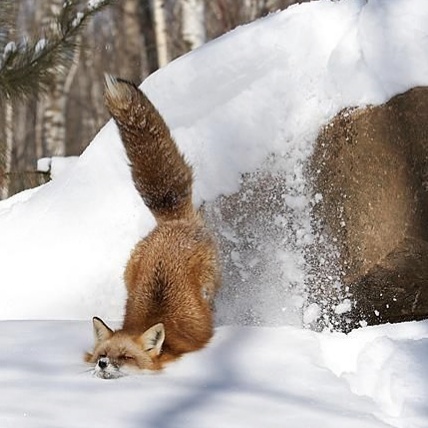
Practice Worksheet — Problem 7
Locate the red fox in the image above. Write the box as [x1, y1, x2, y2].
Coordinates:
[85, 76, 221, 378]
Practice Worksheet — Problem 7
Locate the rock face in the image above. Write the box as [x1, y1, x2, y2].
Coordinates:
[312, 87, 428, 327]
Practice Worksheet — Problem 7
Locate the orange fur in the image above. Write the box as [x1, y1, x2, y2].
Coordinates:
[85, 76, 221, 376]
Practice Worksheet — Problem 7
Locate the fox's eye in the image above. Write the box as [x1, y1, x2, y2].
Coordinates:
[122, 355, 134, 361]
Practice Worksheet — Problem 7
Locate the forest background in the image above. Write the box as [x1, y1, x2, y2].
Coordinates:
[0, 0, 307, 198]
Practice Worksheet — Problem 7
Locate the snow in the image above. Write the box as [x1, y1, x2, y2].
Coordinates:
[37, 156, 79, 179]
[87, 0, 105, 10]
[1, 320, 427, 428]
[2, 41, 17, 64]
[0, 0, 428, 426]
[72, 12, 84, 29]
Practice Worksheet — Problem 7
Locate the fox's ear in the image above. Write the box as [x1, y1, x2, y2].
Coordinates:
[92, 317, 113, 344]
[140, 323, 165, 357]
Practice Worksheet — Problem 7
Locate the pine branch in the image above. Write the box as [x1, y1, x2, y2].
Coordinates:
[0, 0, 114, 102]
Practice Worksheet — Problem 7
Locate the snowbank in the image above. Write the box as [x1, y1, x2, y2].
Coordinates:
[2, 0, 428, 322]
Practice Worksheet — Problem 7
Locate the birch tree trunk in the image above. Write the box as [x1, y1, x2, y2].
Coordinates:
[141, 2, 159, 74]
[43, 48, 80, 157]
[152, 0, 169, 67]
[120, 0, 148, 80]
[41, 0, 80, 157]
[244, 0, 269, 20]
[1, 102, 13, 199]
[79, 26, 103, 146]
[181, 0, 206, 51]
[1, 1, 15, 198]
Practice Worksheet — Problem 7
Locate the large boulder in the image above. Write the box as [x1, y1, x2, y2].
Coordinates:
[312, 87, 428, 327]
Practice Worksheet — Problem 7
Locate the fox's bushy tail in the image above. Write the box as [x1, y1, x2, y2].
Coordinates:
[104, 75, 194, 223]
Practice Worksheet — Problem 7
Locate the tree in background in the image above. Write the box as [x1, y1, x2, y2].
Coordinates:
[153, 0, 170, 67]
[181, 0, 206, 51]
[0, 0, 113, 198]
[0, 0, 309, 199]
[0, 0, 113, 102]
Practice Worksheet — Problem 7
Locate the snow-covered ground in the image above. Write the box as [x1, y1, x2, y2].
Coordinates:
[1, 320, 427, 428]
[1, 0, 428, 426]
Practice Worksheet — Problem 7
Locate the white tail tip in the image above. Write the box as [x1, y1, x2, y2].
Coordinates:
[104, 73, 120, 98]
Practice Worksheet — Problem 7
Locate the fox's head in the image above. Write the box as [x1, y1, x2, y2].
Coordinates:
[85, 317, 165, 379]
